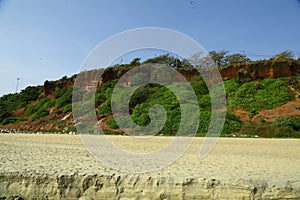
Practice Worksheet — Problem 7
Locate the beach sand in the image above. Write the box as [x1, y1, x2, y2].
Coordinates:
[0, 134, 299, 199]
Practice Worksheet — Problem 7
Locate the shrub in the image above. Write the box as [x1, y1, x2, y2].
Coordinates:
[228, 78, 294, 111]
[191, 80, 209, 95]
[55, 89, 72, 109]
[64, 104, 72, 113]
[24, 98, 53, 116]
[224, 78, 240, 95]
[29, 109, 49, 121]
[198, 94, 211, 110]
[197, 111, 211, 133]
[249, 109, 258, 117]
[240, 122, 300, 138]
[108, 118, 118, 129]
[98, 101, 112, 114]
[259, 117, 266, 123]
[95, 92, 106, 107]
[54, 87, 68, 98]
[24, 105, 39, 116]
[43, 99, 56, 108]
[271, 116, 300, 131]
[218, 112, 242, 135]
[65, 126, 77, 133]
[129, 86, 149, 107]
[1, 117, 19, 125]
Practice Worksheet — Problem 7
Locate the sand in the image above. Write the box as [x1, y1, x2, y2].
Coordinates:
[0, 134, 300, 199]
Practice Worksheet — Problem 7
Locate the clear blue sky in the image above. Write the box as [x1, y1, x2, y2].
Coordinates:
[0, 0, 300, 96]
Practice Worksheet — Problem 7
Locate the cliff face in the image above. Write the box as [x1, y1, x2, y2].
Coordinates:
[43, 76, 74, 97]
[41, 60, 300, 97]
[43, 60, 300, 96]
[1, 173, 299, 200]
[92, 60, 300, 89]
[1, 60, 299, 133]
[219, 60, 300, 81]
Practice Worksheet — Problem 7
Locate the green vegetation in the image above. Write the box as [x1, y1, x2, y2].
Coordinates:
[64, 104, 72, 113]
[105, 80, 242, 136]
[24, 98, 52, 116]
[107, 118, 118, 129]
[240, 121, 300, 138]
[55, 87, 72, 109]
[0, 86, 42, 115]
[102, 75, 299, 137]
[227, 78, 294, 111]
[0, 56, 299, 138]
[29, 109, 49, 121]
[271, 116, 300, 131]
[270, 50, 295, 60]
[1, 117, 25, 125]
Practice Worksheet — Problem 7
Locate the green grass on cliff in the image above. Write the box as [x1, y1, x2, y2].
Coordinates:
[105, 76, 298, 136]
[0, 72, 299, 137]
[106, 81, 242, 136]
[226, 77, 295, 111]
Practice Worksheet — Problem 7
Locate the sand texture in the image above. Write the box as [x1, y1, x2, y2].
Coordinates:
[0, 134, 300, 199]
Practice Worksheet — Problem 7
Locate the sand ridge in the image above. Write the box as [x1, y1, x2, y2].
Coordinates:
[0, 134, 300, 199]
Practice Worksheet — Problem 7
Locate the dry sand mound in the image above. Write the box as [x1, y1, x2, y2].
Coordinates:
[0, 134, 300, 199]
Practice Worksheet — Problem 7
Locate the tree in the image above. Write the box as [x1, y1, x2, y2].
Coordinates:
[270, 51, 294, 60]
[143, 54, 182, 68]
[181, 59, 192, 68]
[208, 50, 228, 66]
[130, 57, 141, 66]
[223, 53, 251, 65]
[187, 52, 204, 68]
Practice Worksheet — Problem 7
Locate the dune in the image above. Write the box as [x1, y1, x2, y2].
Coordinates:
[0, 134, 299, 199]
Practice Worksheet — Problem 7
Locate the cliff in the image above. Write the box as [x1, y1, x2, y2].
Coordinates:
[0, 60, 299, 134]
[42, 60, 300, 96]
[219, 60, 300, 81]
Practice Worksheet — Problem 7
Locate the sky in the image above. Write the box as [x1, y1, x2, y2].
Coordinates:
[0, 0, 300, 96]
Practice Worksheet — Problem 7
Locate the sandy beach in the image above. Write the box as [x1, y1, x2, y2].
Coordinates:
[0, 134, 300, 199]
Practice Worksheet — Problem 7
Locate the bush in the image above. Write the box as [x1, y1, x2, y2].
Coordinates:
[197, 111, 211, 133]
[224, 78, 240, 95]
[240, 122, 300, 138]
[24, 105, 39, 116]
[198, 94, 211, 110]
[191, 80, 209, 95]
[24, 98, 52, 116]
[64, 104, 72, 113]
[222, 113, 242, 135]
[108, 118, 118, 129]
[129, 86, 149, 107]
[228, 78, 294, 111]
[43, 99, 56, 109]
[249, 109, 258, 117]
[65, 126, 77, 133]
[55, 89, 72, 109]
[271, 116, 300, 131]
[29, 109, 49, 121]
[54, 87, 68, 98]
[95, 92, 106, 107]
[98, 101, 112, 114]
[1, 117, 20, 125]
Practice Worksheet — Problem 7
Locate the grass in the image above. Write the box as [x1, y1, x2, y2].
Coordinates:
[227, 78, 294, 111]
